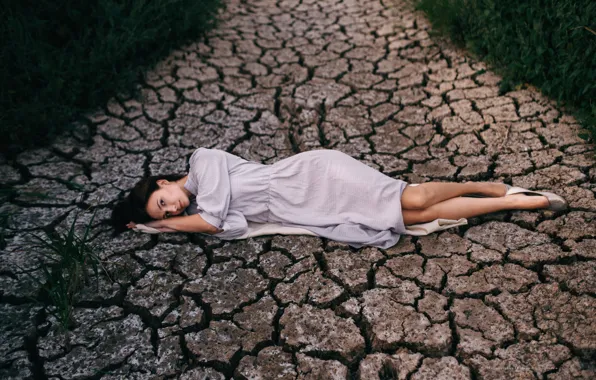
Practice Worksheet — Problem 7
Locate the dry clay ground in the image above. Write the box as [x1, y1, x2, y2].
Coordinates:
[1, 0, 596, 379]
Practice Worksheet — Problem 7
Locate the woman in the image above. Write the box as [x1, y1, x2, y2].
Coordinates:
[111, 148, 566, 249]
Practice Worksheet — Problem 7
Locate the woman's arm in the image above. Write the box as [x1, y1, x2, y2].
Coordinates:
[144, 214, 221, 234]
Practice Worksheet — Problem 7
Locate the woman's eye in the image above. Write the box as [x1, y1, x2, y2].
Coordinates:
[160, 200, 165, 206]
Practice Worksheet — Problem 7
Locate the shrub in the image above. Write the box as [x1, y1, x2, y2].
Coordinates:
[1, 0, 222, 151]
[417, 0, 596, 146]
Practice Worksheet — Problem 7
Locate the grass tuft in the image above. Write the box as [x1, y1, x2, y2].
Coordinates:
[23, 210, 107, 330]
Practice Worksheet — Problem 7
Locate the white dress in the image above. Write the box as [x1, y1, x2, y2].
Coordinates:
[183, 148, 409, 249]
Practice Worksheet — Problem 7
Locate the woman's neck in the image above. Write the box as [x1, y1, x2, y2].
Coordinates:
[177, 175, 193, 196]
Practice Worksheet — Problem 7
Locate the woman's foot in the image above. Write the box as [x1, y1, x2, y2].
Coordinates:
[505, 186, 568, 211]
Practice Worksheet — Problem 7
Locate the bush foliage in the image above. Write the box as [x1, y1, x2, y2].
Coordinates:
[417, 0, 596, 145]
[1, 0, 222, 150]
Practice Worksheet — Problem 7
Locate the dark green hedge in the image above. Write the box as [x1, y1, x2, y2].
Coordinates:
[417, 0, 596, 145]
[1, 0, 222, 151]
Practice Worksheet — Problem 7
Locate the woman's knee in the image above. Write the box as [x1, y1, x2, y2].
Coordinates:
[403, 207, 437, 225]
[402, 185, 432, 210]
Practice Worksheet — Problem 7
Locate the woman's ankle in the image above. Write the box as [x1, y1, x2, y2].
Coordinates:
[465, 181, 506, 197]
[508, 194, 549, 210]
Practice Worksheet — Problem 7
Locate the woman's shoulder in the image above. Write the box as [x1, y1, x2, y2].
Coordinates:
[189, 147, 224, 163]
[189, 148, 248, 168]
[191, 147, 219, 157]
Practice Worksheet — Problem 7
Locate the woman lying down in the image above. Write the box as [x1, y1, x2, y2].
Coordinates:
[110, 148, 566, 249]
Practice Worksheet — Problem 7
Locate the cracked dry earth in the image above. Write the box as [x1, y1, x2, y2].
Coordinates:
[1, 0, 596, 379]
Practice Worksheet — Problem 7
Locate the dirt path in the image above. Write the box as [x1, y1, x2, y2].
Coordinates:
[1, 0, 595, 378]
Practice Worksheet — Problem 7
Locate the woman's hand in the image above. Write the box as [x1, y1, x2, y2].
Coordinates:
[126, 220, 176, 233]
[155, 227, 179, 232]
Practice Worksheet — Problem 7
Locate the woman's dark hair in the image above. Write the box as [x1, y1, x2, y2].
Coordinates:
[110, 174, 185, 234]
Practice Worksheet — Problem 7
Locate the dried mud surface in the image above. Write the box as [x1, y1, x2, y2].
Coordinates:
[1, 0, 595, 378]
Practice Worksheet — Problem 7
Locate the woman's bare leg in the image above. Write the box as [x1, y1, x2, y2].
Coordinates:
[403, 194, 549, 225]
[401, 181, 508, 210]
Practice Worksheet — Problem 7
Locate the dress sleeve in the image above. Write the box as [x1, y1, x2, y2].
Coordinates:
[186, 148, 233, 230]
[214, 210, 249, 239]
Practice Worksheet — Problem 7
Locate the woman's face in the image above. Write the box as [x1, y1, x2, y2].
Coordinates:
[146, 180, 190, 220]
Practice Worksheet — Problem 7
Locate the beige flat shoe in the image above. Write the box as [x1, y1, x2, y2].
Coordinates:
[505, 186, 568, 211]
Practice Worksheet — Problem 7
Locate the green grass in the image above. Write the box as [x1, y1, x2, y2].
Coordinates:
[1, 0, 222, 152]
[416, 0, 596, 148]
[24, 210, 107, 329]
